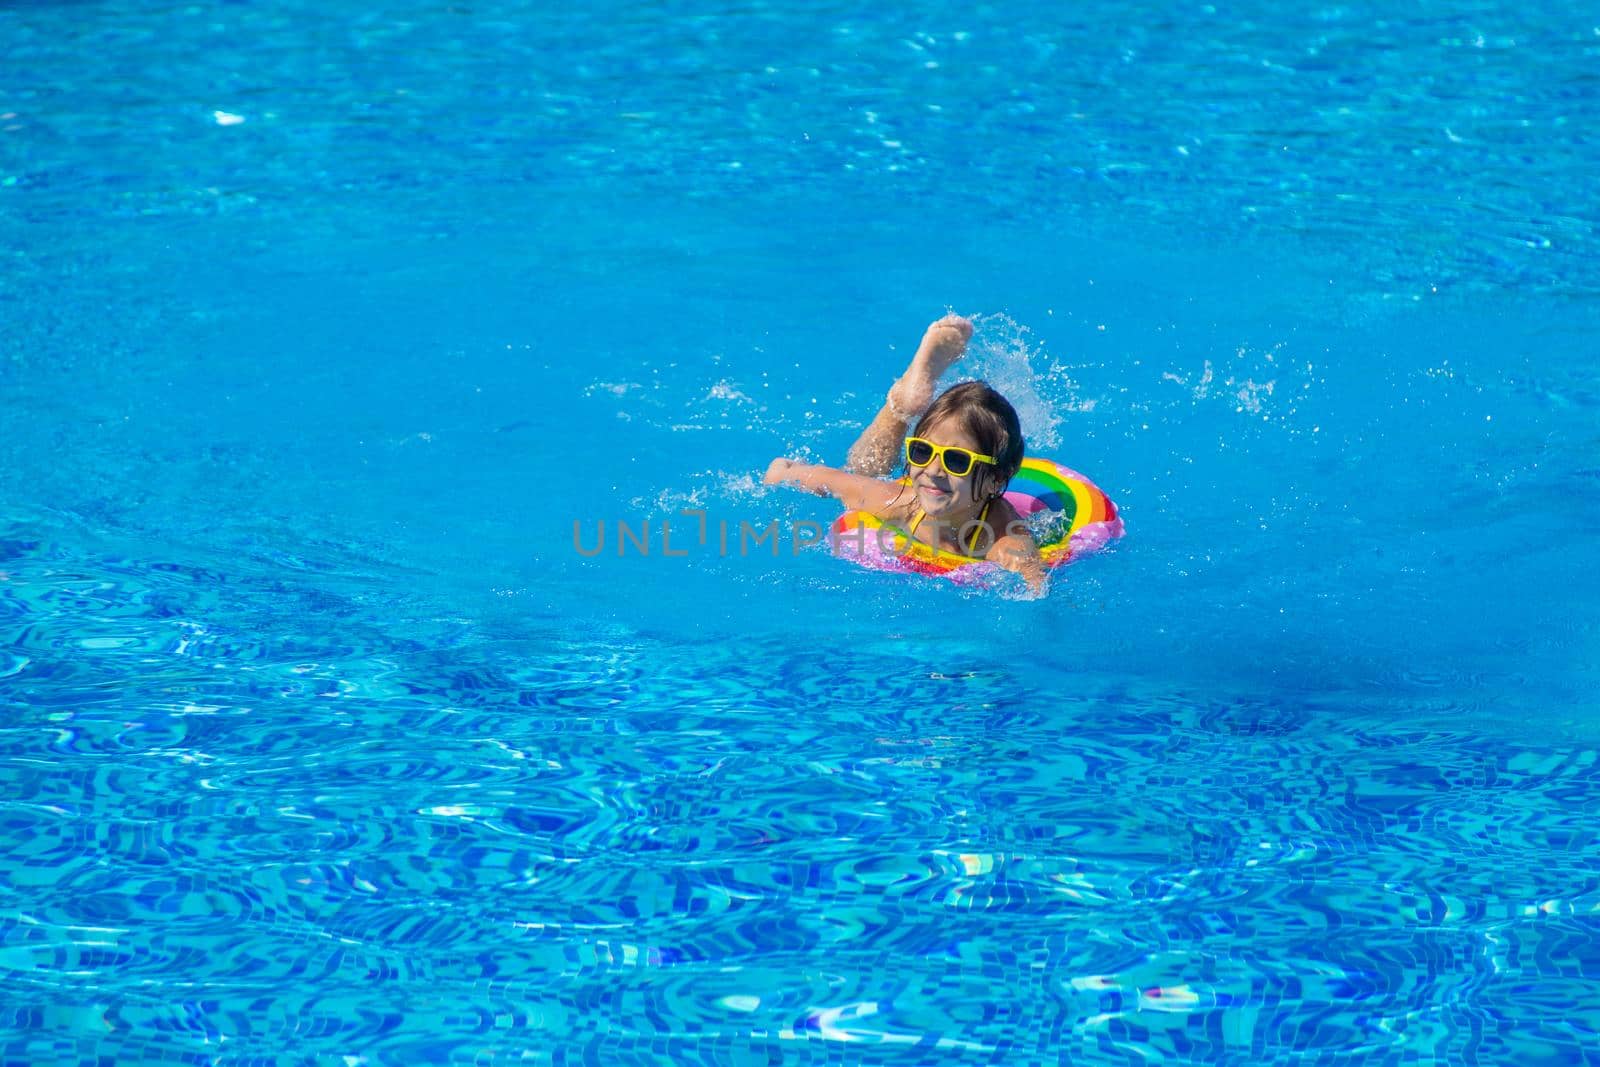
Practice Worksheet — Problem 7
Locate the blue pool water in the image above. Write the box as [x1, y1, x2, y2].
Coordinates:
[4, 2, 1599, 1063]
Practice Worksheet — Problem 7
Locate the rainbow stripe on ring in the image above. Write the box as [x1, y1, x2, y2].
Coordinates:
[831, 457, 1123, 576]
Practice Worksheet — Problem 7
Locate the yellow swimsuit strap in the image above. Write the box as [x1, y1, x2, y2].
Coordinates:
[908, 499, 993, 557]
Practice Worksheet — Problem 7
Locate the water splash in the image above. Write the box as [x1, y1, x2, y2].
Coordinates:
[1159, 342, 1318, 434]
[960, 314, 1093, 452]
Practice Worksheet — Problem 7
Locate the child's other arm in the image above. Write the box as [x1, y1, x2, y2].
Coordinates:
[989, 522, 1048, 596]
[764, 459, 901, 513]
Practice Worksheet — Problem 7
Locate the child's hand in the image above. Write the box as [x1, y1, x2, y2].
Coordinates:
[990, 533, 1048, 596]
[763, 458, 796, 485]
[924, 312, 973, 347]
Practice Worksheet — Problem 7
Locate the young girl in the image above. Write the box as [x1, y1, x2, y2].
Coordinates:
[764, 314, 1047, 591]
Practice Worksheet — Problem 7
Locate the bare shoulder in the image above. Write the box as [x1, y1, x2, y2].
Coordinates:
[988, 495, 1028, 537]
[851, 476, 915, 524]
[834, 471, 912, 515]
[869, 481, 917, 524]
[802, 464, 910, 514]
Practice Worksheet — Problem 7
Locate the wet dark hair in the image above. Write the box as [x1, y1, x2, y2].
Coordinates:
[910, 381, 1025, 499]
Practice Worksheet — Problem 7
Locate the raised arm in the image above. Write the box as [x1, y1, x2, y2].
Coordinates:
[844, 315, 973, 476]
[764, 459, 904, 513]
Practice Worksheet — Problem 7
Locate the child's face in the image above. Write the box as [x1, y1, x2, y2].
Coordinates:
[909, 419, 988, 520]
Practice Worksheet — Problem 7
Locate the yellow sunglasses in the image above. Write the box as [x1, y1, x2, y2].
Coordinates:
[904, 437, 996, 477]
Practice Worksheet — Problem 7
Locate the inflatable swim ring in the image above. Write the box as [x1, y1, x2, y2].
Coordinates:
[831, 457, 1123, 577]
